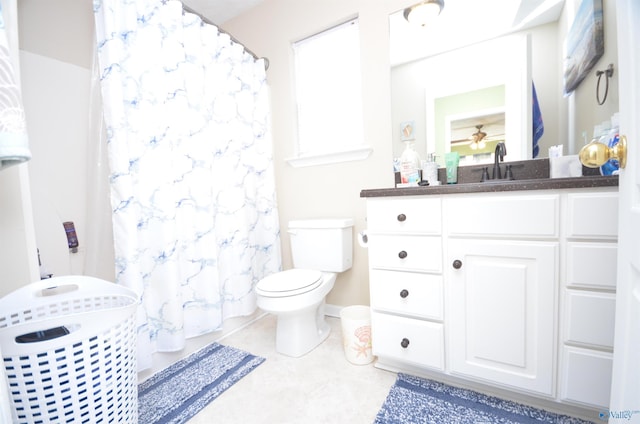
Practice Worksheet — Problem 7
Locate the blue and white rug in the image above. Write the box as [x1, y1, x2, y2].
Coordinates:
[375, 373, 596, 424]
[138, 342, 265, 424]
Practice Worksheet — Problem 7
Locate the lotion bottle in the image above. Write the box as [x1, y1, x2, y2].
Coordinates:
[399, 141, 421, 185]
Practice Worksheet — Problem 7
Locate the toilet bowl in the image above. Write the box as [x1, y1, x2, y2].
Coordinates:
[255, 219, 353, 357]
[256, 269, 336, 357]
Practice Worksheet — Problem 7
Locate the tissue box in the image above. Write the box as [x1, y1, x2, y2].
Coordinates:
[550, 155, 582, 178]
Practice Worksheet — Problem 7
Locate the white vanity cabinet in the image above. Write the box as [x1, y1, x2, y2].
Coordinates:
[363, 185, 618, 414]
[559, 191, 618, 408]
[445, 194, 560, 396]
[366, 197, 445, 371]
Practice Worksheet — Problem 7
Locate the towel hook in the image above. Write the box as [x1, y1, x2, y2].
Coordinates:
[596, 63, 614, 105]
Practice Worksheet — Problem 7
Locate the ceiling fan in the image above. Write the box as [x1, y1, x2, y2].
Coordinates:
[451, 124, 505, 150]
[472, 124, 487, 142]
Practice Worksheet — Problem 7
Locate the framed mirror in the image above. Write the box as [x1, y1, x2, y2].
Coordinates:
[390, 0, 565, 167]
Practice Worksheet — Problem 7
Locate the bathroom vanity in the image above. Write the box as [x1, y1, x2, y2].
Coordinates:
[360, 175, 618, 418]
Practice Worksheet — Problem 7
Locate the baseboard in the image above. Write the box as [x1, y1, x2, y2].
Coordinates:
[325, 303, 343, 318]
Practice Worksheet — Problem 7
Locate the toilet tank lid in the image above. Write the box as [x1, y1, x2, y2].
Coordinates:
[288, 218, 354, 229]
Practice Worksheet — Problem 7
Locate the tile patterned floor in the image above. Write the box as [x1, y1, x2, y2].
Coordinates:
[142, 313, 397, 423]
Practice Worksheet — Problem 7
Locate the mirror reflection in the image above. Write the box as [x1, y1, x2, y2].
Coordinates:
[390, 0, 566, 167]
[436, 83, 506, 165]
[449, 109, 505, 165]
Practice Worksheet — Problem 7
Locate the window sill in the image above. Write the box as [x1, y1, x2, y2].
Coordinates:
[285, 146, 373, 168]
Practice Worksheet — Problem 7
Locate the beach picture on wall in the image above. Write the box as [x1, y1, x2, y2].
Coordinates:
[563, 0, 604, 95]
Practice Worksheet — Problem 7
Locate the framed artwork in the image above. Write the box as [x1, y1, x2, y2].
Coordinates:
[400, 120, 415, 141]
[563, 0, 604, 95]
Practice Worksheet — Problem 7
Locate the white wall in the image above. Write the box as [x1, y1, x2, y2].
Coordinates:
[10, 0, 115, 290]
[17, 0, 93, 70]
[562, 0, 619, 153]
[20, 51, 91, 278]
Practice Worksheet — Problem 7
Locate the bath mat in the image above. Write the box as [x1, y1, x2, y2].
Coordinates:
[374, 373, 596, 424]
[138, 342, 265, 424]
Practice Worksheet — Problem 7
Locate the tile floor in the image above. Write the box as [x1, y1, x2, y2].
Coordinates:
[140, 312, 398, 424]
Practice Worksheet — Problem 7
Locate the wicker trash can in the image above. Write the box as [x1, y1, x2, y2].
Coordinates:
[0, 276, 139, 423]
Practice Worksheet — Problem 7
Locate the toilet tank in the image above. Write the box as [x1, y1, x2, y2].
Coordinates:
[288, 218, 353, 272]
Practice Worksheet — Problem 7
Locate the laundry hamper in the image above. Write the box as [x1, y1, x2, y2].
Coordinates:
[0, 276, 139, 424]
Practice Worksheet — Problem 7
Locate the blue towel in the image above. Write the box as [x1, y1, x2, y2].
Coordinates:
[0, 5, 31, 171]
[532, 82, 544, 158]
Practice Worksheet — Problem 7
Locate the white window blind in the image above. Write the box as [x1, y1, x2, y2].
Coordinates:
[292, 18, 367, 164]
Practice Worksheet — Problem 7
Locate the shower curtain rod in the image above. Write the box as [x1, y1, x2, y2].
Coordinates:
[182, 4, 270, 70]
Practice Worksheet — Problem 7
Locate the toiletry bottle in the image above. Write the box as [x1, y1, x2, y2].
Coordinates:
[422, 153, 439, 185]
[444, 152, 460, 184]
[601, 113, 620, 175]
[400, 141, 421, 185]
[593, 119, 618, 176]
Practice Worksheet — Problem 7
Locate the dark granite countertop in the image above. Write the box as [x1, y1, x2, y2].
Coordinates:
[362, 159, 619, 198]
[360, 175, 619, 198]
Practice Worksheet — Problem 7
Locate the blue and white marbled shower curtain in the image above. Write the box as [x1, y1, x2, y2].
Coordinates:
[92, 0, 281, 370]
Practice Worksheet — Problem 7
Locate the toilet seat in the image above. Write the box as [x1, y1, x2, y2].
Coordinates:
[256, 269, 323, 297]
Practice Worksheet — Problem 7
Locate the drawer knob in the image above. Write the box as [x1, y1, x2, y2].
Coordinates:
[452, 259, 462, 269]
[397, 213, 407, 222]
[400, 338, 410, 348]
[398, 250, 408, 259]
[400, 289, 409, 298]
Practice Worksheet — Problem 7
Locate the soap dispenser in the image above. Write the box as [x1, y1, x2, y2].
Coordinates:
[399, 140, 421, 185]
[422, 153, 440, 186]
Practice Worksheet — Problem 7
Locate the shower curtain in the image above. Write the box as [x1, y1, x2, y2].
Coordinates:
[92, 0, 281, 370]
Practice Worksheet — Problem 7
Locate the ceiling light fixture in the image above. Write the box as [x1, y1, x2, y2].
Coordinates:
[403, 0, 445, 27]
[470, 125, 487, 150]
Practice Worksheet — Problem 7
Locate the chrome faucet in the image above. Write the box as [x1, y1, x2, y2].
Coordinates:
[492, 142, 507, 179]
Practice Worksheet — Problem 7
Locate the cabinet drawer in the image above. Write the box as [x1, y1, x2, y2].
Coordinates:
[566, 242, 617, 289]
[560, 346, 613, 408]
[567, 192, 619, 239]
[446, 194, 559, 238]
[371, 312, 444, 370]
[367, 197, 441, 234]
[370, 270, 443, 320]
[564, 290, 616, 348]
[368, 235, 441, 272]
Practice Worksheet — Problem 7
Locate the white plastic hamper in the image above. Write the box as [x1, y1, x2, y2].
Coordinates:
[0, 276, 139, 423]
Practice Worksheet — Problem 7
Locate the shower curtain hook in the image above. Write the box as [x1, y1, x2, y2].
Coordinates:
[596, 63, 614, 105]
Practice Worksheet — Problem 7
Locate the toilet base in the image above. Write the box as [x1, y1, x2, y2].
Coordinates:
[274, 301, 330, 357]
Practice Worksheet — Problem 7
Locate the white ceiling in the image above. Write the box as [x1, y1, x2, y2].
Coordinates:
[182, 0, 265, 24]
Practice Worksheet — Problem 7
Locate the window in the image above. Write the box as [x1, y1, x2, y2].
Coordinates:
[288, 18, 371, 167]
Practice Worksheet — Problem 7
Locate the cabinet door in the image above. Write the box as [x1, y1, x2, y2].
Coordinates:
[448, 239, 558, 396]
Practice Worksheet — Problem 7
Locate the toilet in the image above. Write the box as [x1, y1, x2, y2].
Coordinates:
[256, 218, 354, 357]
